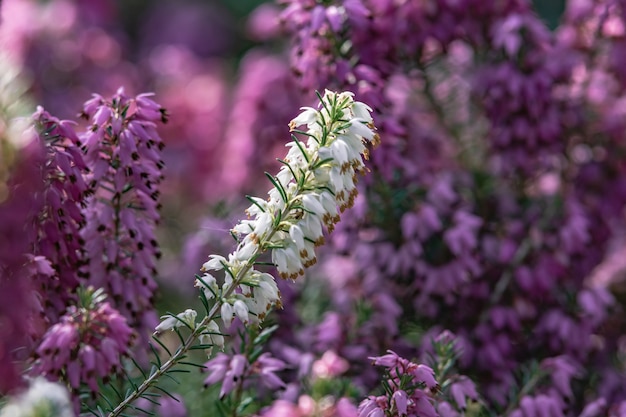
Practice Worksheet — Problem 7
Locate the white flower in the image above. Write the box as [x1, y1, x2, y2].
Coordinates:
[154, 309, 197, 334]
[202, 254, 226, 272]
[206, 320, 224, 349]
[245, 196, 267, 217]
[195, 274, 219, 299]
[256, 272, 280, 302]
[348, 119, 376, 142]
[233, 299, 250, 325]
[221, 302, 234, 328]
[0, 377, 74, 417]
[234, 236, 258, 262]
[301, 210, 324, 244]
[289, 224, 306, 252]
[193, 90, 377, 333]
[199, 320, 224, 356]
[351, 101, 374, 122]
[302, 193, 325, 216]
[232, 219, 255, 235]
[272, 243, 304, 279]
[289, 107, 318, 130]
[319, 191, 340, 228]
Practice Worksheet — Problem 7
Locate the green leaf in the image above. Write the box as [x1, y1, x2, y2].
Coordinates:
[253, 324, 279, 345]
[245, 195, 266, 213]
[291, 135, 310, 163]
[265, 172, 288, 204]
[278, 158, 298, 183]
[179, 361, 207, 369]
[152, 335, 172, 357]
[130, 357, 148, 380]
[154, 385, 181, 401]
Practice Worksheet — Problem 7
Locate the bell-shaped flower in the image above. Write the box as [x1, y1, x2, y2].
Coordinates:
[154, 309, 197, 334]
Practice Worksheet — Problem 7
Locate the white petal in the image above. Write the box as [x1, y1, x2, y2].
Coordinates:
[202, 255, 226, 271]
[221, 303, 234, 328]
[233, 300, 250, 324]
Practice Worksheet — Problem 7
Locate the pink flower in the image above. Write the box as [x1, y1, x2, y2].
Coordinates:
[311, 350, 349, 379]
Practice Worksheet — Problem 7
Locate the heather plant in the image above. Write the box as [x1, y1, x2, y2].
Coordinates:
[54, 91, 379, 416]
[30, 106, 89, 324]
[79, 88, 167, 342]
[274, 0, 626, 415]
[5, 1, 626, 417]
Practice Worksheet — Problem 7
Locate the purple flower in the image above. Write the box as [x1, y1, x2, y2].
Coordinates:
[30, 106, 89, 323]
[80, 88, 166, 343]
[32, 289, 133, 404]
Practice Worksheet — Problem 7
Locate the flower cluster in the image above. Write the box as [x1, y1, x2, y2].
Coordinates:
[189, 89, 379, 330]
[268, 1, 626, 415]
[136, 90, 378, 417]
[358, 350, 439, 417]
[80, 88, 167, 339]
[203, 352, 287, 399]
[30, 107, 89, 323]
[31, 288, 133, 403]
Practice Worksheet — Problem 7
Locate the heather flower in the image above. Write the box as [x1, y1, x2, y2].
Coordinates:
[154, 309, 198, 334]
[508, 394, 565, 417]
[80, 88, 167, 342]
[448, 377, 478, 411]
[540, 356, 581, 399]
[360, 351, 439, 417]
[122, 90, 378, 417]
[176, 89, 379, 331]
[203, 351, 287, 398]
[31, 288, 133, 402]
[30, 106, 89, 323]
[311, 350, 349, 379]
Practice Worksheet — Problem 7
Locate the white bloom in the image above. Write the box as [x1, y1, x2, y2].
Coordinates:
[268, 187, 287, 208]
[206, 320, 224, 349]
[232, 220, 255, 235]
[0, 377, 74, 417]
[302, 193, 325, 216]
[154, 309, 197, 334]
[285, 141, 311, 168]
[289, 224, 306, 252]
[245, 196, 267, 217]
[202, 254, 226, 272]
[195, 274, 219, 299]
[348, 119, 376, 141]
[193, 90, 377, 334]
[321, 137, 351, 167]
[319, 191, 340, 228]
[351, 101, 374, 122]
[257, 272, 280, 302]
[199, 320, 224, 356]
[253, 211, 274, 237]
[289, 107, 318, 130]
[301, 208, 324, 244]
[277, 164, 295, 187]
[233, 299, 250, 325]
[234, 236, 258, 262]
[221, 302, 234, 328]
[272, 243, 304, 279]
